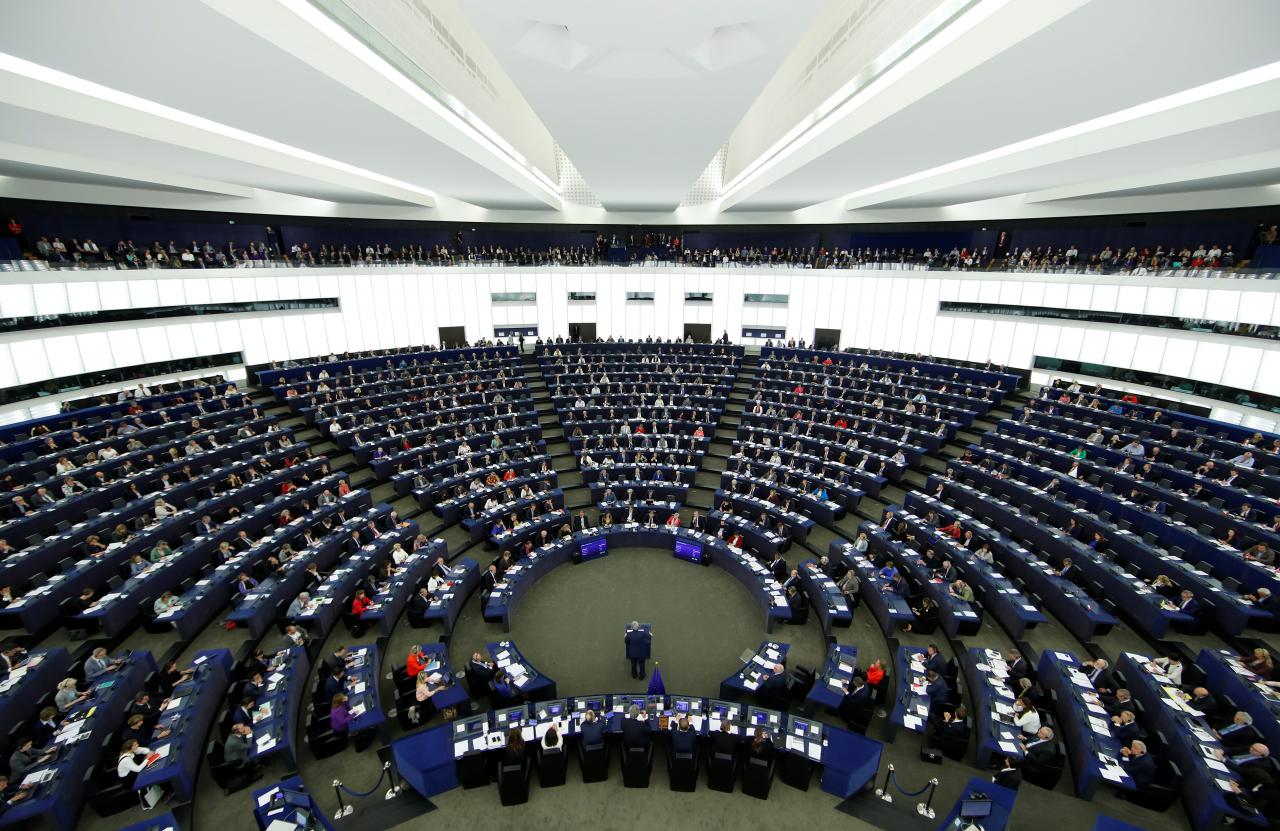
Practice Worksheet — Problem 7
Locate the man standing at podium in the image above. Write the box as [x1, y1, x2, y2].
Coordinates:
[625, 621, 652, 679]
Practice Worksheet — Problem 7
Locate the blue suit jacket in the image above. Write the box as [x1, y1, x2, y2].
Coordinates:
[1124, 752, 1157, 789]
[625, 629, 651, 660]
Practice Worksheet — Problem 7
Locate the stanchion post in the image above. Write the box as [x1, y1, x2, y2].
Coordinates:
[916, 777, 939, 819]
[332, 779, 351, 819]
[874, 762, 895, 803]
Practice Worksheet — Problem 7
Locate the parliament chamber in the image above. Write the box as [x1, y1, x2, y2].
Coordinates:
[0, 2, 1279, 831]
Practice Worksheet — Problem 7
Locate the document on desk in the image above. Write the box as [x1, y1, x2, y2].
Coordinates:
[785, 735, 806, 753]
[1100, 766, 1128, 783]
[1205, 758, 1230, 773]
[453, 741, 469, 758]
[807, 742, 822, 761]
[743, 678, 759, 691]
[256, 786, 282, 807]
[903, 715, 923, 730]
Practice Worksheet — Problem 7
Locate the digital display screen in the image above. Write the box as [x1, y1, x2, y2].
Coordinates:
[674, 539, 703, 562]
[580, 538, 608, 560]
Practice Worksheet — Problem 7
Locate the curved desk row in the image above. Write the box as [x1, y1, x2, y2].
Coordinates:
[392, 691, 880, 802]
[482, 526, 791, 632]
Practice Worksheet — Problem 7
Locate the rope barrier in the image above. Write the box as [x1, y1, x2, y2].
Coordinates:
[888, 768, 935, 797]
[331, 761, 403, 818]
[337, 765, 387, 798]
[873, 763, 940, 819]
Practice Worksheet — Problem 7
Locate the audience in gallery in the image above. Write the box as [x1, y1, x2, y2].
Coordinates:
[17, 226, 1259, 274]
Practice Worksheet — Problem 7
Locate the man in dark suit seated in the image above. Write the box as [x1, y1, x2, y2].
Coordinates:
[1215, 742, 1273, 775]
[993, 756, 1022, 789]
[579, 709, 606, 746]
[838, 676, 874, 719]
[671, 717, 698, 756]
[938, 705, 970, 741]
[1085, 658, 1116, 697]
[1107, 688, 1135, 716]
[924, 670, 949, 708]
[1005, 649, 1028, 688]
[711, 719, 739, 757]
[1120, 739, 1157, 789]
[1176, 589, 1200, 618]
[767, 554, 787, 582]
[1020, 726, 1057, 766]
[924, 644, 947, 677]
[760, 663, 788, 705]
[229, 696, 256, 730]
[621, 704, 649, 749]
[1216, 712, 1261, 751]
[1111, 710, 1141, 744]
[408, 587, 431, 622]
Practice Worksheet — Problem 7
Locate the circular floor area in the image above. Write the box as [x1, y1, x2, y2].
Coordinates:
[446, 547, 828, 697]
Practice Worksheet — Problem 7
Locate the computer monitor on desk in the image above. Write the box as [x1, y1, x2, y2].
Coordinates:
[453, 715, 487, 739]
[535, 700, 568, 721]
[786, 714, 823, 741]
[709, 699, 741, 723]
[572, 696, 606, 715]
[747, 706, 782, 733]
[493, 705, 529, 729]
[670, 695, 704, 715]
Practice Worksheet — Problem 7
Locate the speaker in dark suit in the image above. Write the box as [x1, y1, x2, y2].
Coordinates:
[624, 623, 652, 679]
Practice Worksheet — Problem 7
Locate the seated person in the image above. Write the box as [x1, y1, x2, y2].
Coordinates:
[329, 693, 352, 734]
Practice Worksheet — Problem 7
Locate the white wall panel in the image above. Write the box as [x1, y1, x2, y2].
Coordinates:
[1222, 345, 1262, 391]
[165, 323, 196, 358]
[1173, 288, 1207, 319]
[10, 340, 50, 384]
[44, 335, 82, 377]
[0, 284, 35, 318]
[1160, 339, 1196, 377]
[33, 283, 69, 315]
[128, 280, 160, 308]
[137, 327, 171, 362]
[76, 332, 114, 373]
[1145, 287, 1176, 316]
[0, 268, 1275, 422]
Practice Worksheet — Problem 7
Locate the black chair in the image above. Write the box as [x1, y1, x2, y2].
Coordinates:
[537, 744, 567, 788]
[306, 718, 347, 759]
[934, 720, 971, 761]
[86, 759, 139, 817]
[1117, 758, 1180, 812]
[779, 752, 812, 790]
[742, 755, 775, 799]
[498, 757, 531, 806]
[621, 743, 653, 788]
[668, 749, 698, 791]
[577, 739, 610, 783]
[1022, 746, 1065, 790]
[707, 750, 737, 792]
[206, 739, 260, 794]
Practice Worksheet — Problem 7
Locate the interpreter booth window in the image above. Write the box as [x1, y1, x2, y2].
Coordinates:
[744, 293, 789, 304]
[491, 292, 537, 302]
[495, 325, 538, 338]
[626, 292, 655, 302]
[684, 292, 713, 303]
[742, 326, 787, 340]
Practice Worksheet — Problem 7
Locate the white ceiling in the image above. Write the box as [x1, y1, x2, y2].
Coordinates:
[0, 0, 1276, 224]
[456, 0, 825, 211]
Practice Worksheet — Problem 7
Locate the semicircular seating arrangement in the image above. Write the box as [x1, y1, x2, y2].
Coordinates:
[1, 339, 1278, 831]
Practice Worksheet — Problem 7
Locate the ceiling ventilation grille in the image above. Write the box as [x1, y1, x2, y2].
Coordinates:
[679, 144, 728, 208]
[407, 0, 499, 99]
[555, 145, 601, 207]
